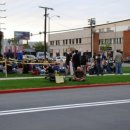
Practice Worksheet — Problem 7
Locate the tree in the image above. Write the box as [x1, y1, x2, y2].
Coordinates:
[8, 38, 18, 58]
[8, 38, 18, 45]
[0, 31, 3, 54]
[33, 42, 47, 52]
[100, 42, 111, 52]
[23, 43, 30, 49]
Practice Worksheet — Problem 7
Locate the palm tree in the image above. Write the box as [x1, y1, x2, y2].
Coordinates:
[33, 42, 46, 52]
[8, 38, 18, 58]
[0, 31, 3, 54]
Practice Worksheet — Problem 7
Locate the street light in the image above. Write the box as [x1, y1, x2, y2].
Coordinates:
[114, 23, 117, 50]
[88, 18, 96, 58]
[112, 23, 117, 58]
[48, 15, 60, 45]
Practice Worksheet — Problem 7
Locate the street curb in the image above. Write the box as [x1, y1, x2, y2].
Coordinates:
[0, 82, 130, 94]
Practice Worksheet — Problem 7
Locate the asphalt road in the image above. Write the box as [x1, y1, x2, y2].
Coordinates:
[0, 85, 130, 130]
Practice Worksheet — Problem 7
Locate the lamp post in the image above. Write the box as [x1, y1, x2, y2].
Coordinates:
[114, 23, 117, 50]
[88, 18, 96, 58]
[112, 23, 117, 58]
[47, 15, 60, 57]
[48, 15, 60, 45]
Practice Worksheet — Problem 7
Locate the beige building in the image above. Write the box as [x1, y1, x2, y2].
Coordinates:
[49, 19, 130, 59]
[49, 28, 91, 57]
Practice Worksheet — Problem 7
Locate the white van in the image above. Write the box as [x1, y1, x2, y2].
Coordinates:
[36, 52, 50, 60]
[55, 56, 66, 63]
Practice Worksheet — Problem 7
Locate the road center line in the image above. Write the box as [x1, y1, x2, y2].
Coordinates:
[0, 99, 130, 116]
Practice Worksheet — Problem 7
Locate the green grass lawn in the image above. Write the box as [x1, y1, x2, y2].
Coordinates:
[0, 66, 130, 91]
[0, 75, 130, 90]
[123, 67, 130, 73]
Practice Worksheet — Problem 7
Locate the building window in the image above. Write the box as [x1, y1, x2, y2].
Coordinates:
[66, 39, 68, 45]
[63, 40, 65, 45]
[102, 39, 105, 44]
[69, 39, 71, 44]
[55, 40, 60, 46]
[50, 41, 54, 46]
[72, 39, 74, 44]
[79, 38, 82, 44]
[99, 39, 103, 45]
[76, 38, 78, 44]
[119, 38, 122, 44]
[116, 38, 118, 44]
[113, 38, 116, 44]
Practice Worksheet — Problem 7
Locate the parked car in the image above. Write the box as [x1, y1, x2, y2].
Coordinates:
[36, 52, 53, 60]
[36, 52, 48, 59]
[23, 54, 36, 60]
[54, 56, 66, 63]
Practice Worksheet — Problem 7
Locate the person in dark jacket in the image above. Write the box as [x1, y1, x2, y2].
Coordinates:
[72, 50, 81, 73]
[6, 49, 14, 59]
[65, 52, 72, 66]
[81, 52, 87, 75]
[95, 54, 103, 76]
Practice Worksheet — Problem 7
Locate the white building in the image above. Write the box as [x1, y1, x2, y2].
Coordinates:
[49, 19, 130, 58]
[49, 28, 91, 57]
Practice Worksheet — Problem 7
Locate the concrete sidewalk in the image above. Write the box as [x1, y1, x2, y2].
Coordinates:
[0, 76, 44, 81]
[0, 73, 130, 81]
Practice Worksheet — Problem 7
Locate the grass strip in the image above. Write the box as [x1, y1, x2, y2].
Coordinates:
[0, 75, 130, 90]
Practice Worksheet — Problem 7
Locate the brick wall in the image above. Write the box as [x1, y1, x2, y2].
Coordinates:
[93, 33, 99, 55]
[123, 30, 130, 60]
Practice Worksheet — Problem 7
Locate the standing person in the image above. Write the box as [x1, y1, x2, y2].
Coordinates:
[65, 52, 72, 66]
[81, 52, 87, 75]
[107, 54, 115, 73]
[93, 52, 96, 61]
[69, 59, 74, 76]
[0, 53, 3, 59]
[6, 49, 14, 59]
[101, 52, 106, 60]
[114, 50, 123, 74]
[72, 50, 81, 73]
[65, 52, 72, 75]
[95, 54, 103, 76]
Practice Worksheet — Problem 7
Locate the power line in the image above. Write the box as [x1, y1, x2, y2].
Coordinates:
[30, 27, 85, 36]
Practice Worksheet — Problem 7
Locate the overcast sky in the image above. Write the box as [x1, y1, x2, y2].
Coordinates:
[1, 0, 130, 41]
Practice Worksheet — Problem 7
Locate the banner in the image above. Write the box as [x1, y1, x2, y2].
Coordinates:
[14, 31, 30, 40]
[55, 76, 64, 83]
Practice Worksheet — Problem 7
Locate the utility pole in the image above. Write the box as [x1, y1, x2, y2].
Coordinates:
[39, 6, 53, 59]
[0, 2, 6, 31]
[88, 18, 96, 58]
[0, 2, 6, 54]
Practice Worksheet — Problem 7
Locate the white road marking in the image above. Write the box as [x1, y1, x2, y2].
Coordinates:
[0, 99, 130, 116]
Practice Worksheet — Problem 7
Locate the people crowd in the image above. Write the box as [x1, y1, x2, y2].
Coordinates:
[0, 49, 124, 81]
[65, 49, 123, 81]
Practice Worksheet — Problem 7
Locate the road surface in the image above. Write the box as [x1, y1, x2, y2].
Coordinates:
[0, 85, 130, 130]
